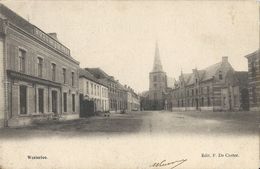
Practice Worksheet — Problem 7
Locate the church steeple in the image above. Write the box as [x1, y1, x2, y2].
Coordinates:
[152, 41, 163, 72]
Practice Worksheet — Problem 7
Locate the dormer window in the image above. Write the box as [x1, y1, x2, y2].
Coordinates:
[219, 71, 223, 80]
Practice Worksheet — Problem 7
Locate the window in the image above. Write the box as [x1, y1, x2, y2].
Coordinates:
[51, 63, 56, 81]
[154, 93, 157, 100]
[153, 76, 157, 82]
[97, 86, 100, 96]
[71, 72, 75, 86]
[201, 97, 204, 107]
[192, 89, 194, 96]
[219, 71, 223, 80]
[234, 95, 237, 106]
[18, 49, 26, 72]
[196, 89, 198, 95]
[62, 68, 66, 84]
[207, 97, 210, 106]
[252, 86, 256, 103]
[37, 57, 43, 77]
[72, 94, 75, 112]
[207, 86, 210, 94]
[154, 83, 157, 88]
[251, 61, 256, 77]
[63, 93, 67, 112]
[19, 85, 27, 114]
[86, 81, 89, 94]
[91, 83, 93, 95]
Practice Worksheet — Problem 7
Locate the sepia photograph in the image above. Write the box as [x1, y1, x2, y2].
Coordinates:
[0, 1, 259, 169]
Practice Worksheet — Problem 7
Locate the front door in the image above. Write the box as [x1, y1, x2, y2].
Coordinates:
[52, 91, 57, 114]
[20, 85, 27, 114]
[196, 98, 198, 110]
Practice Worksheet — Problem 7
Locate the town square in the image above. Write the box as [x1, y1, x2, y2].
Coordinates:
[0, 1, 259, 169]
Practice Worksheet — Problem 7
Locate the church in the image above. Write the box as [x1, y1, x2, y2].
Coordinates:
[140, 42, 168, 110]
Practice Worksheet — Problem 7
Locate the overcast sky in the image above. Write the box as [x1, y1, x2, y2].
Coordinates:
[3, 1, 259, 92]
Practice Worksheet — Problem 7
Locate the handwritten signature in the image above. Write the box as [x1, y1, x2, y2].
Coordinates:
[150, 159, 187, 169]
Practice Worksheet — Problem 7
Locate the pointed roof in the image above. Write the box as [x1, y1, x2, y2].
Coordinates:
[152, 41, 163, 72]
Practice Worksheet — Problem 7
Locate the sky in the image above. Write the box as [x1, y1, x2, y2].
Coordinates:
[2, 1, 259, 92]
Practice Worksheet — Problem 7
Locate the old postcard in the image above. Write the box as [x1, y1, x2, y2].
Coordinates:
[0, 1, 259, 169]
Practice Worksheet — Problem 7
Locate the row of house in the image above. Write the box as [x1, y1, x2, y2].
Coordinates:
[165, 57, 249, 111]
[80, 68, 140, 115]
[0, 4, 140, 128]
[164, 51, 260, 112]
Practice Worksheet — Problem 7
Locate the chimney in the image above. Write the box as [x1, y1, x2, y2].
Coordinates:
[48, 33, 58, 41]
[222, 56, 228, 62]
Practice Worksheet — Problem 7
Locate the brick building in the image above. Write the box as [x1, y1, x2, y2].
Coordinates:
[79, 68, 109, 113]
[245, 50, 260, 111]
[166, 57, 249, 111]
[0, 4, 80, 127]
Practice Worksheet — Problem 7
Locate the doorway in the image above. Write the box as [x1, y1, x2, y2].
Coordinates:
[38, 88, 44, 113]
[52, 90, 58, 114]
[19, 85, 27, 114]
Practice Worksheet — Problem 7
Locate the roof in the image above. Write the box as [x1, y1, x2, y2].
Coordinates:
[0, 4, 76, 61]
[86, 68, 110, 79]
[140, 91, 149, 98]
[79, 68, 107, 87]
[203, 62, 222, 80]
[176, 59, 229, 87]
[244, 50, 259, 59]
[0, 4, 34, 34]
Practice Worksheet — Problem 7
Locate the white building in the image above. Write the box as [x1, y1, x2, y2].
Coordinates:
[79, 68, 109, 112]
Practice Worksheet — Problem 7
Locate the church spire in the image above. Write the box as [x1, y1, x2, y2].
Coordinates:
[152, 41, 163, 72]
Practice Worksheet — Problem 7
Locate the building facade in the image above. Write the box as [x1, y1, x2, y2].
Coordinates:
[125, 86, 140, 111]
[166, 57, 249, 111]
[86, 68, 128, 113]
[0, 4, 80, 127]
[79, 68, 109, 113]
[245, 50, 260, 111]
